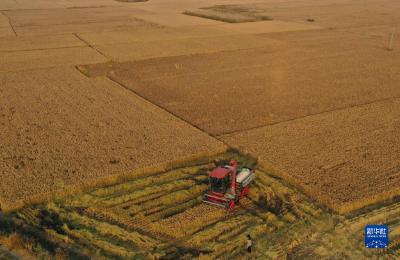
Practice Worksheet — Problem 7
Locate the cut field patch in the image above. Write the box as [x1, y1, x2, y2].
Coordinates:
[1, 153, 398, 259]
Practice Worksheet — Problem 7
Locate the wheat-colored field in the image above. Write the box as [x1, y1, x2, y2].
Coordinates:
[221, 98, 400, 214]
[74, 0, 400, 216]
[0, 67, 225, 211]
[1, 0, 400, 257]
[80, 28, 400, 136]
[1, 157, 399, 258]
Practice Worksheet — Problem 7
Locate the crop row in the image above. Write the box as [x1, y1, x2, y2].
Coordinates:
[91, 165, 208, 198]
[84, 207, 153, 232]
[251, 170, 322, 220]
[115, 184, 207, 218]
[151, 204, 228, 239]
[65, 211, 159, 249]
[63, 164, 211, 209]
[206, 222, 270, 259]
[186, 214, 254, 247]
[64, 226, 138, 258]
[101, 179, 197, 207]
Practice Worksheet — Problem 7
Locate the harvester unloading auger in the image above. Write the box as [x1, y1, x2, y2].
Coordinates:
[203, 160, 255, 210]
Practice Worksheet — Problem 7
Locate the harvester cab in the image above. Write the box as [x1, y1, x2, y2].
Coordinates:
[203, 160, 255, 210]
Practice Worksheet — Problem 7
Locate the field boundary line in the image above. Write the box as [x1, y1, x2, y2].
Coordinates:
[0, 45, 88, 53]
[104, 75, 239, 150]
[0, 64, 94, 75]
[104, 75, 226, 142]
[1, 11, 17, 36]
[131, 50, 354, 82]
[0, 5, 126, 12]
[73, 33, 110, 60]
[217, 95, 400, 137]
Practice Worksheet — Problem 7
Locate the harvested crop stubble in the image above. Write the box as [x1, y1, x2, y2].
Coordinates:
[186, 215, 253, 246]
[91, 165, 205, 198]
[146, 199, 200, 221]
[152, 204, 227, 238]
[65, 211, 158, 249]
[207, 222, 269, 258]
[16, 208, 40, 226]
[62, 168, 206, 209]
[7, 156, 399, 259]
[215, 222, 252, 242]
[64, 227, 136, 258]
[84, 207, 152, 231]
[101, 179, 197, 207]
[45, 229, 72, 245]
[124, 184, 207, 216]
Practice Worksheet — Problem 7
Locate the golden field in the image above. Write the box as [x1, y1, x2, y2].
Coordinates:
[1, 156, 399, 258]
[1, 0, 400, 258]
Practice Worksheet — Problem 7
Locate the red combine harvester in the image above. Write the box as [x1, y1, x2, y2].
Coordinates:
[203, 160, 255, 210]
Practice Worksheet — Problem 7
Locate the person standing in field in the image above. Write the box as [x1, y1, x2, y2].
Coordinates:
[246, 234, 253, 254]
